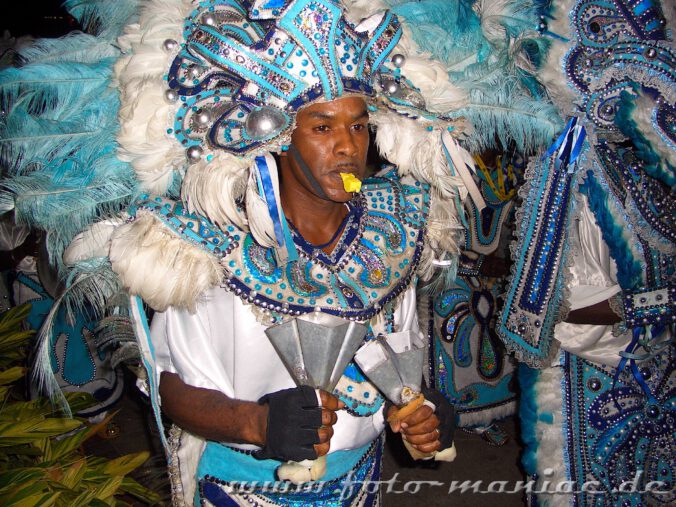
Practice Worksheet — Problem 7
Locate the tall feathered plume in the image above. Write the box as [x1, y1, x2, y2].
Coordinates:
[357, 0, 562, 154]
[0, 0, 141, 411]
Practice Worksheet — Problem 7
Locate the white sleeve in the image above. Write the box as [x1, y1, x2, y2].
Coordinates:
[566, 199, 621, 310]
[555, 197, 629, 366]
[150, 288, 237, 401]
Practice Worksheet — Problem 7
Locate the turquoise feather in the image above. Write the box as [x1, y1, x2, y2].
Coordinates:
[0, 59, 117, 124]
[0, 1, 144, 413]
[615, 91, 675, 187]
[33, 258, 124, 415]
[384, 0, 562, 153]
[13, 32, 120, 65]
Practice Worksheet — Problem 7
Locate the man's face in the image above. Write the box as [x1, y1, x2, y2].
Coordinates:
[283, 96, 369, 203]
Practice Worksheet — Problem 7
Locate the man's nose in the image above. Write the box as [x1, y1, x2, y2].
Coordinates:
[334, 127, 358, 157]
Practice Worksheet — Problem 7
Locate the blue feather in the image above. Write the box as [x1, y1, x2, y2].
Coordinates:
[0, 59, 117, 119]
[615, 91, 675, 187]
[0, 54, 137, 271]
[15, 32, 120, 65]
[517, 363, 541, 475]
[33, 258, 124, 415]
[383, 0, 560, 153]
[579, 171, 645, 290]
[451, 80, 562, 153]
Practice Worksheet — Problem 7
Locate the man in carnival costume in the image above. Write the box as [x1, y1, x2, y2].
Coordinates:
[0, 0, 563, 504]
[498, 0, 675, 505]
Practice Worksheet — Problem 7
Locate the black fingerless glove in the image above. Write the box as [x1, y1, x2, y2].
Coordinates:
[253, 385, 322, 462]
[422, 386, 455, 451]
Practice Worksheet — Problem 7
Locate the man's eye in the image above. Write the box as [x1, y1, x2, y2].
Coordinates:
[352, 123, 367, 131]
[314, 125, 330, 132]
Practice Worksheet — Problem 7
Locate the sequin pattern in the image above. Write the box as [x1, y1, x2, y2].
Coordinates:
[564, 0, 674, 146]
[562, 350, 675, 505]
[165, 0, 403, 156]
[133, 170, 429, 324]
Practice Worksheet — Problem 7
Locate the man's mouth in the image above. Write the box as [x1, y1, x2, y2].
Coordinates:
[339, 172, 362, 192]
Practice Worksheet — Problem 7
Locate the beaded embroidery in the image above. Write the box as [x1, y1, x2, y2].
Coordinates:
[497, 144, 581, 367]
[166, 0, 407, 157]
[561, 350, 675, 505]
[130, 167, 429, 324]
[562, 0, 674, 146]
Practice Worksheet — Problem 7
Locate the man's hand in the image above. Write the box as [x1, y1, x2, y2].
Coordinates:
[388, 403, 441, 454]
[158, 373, 344, 460]
[387, 388, 455, 455]
[254, 386, 344, 462]
[315, 390, 344, 457]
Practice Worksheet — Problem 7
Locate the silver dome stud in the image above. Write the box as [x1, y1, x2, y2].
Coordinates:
[244, 107, 288, 140]
[163, 39, 179, 52]
[164, 89, 179, 103]
[186, 145, 204, 163]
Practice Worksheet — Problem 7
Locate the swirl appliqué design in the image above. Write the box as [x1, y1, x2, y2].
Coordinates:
[563, 350, 675, 505]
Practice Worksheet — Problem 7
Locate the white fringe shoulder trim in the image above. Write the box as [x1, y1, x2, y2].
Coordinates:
[109, 213, 224, 312]
[532, 363, 571, 507]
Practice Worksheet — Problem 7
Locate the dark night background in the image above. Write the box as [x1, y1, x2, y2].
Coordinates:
[3, 1, 78, 39]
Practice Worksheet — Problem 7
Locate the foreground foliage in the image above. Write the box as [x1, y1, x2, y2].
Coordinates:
[0, 304, 161, 506]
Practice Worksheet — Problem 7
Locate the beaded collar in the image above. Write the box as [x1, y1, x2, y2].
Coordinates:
[130, 167, 429, 323]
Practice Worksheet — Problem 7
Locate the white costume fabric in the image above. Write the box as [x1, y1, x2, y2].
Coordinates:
[553, 197, 629, 368]
[150, 285, 420, 502]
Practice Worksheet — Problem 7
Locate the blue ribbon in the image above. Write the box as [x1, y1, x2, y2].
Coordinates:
[544, 117, 587, 173]
[544, 117, 576, 159]
[255, 155, 286, 248]
[613, 327, 659, 406]
[543, 30, 569, 42]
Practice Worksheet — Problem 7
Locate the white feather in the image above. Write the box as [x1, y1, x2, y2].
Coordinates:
[537, 0, 579, 113]
[473, 0, 511, 46]
[532, 364, 571, 507]
[63, 217, 125, 264]
[631, 94, 676, 167]
[114, 0, 194, 195]
[244, 167, 278, 248]
[181, 153, 250, 230]
[109, 213, 224, 312]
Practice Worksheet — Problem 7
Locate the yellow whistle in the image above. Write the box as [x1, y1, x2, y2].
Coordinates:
[340, 172, 362, 193]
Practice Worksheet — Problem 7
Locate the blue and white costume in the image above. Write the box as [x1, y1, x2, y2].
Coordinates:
[498, 1, 675, 504]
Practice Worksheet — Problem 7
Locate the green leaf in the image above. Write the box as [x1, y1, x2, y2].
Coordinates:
[118, 476, 162, 504]
[0, 443, 44, 458]
[4, 491, 60, 507]
[0, 304, 32, 334]
[0, 468, 47, 490]
[90, 499, 114, 507]
[101, 452, 150, 477]
[62, 391, 97, 413]
[0, 330, 33, 355]
[0, 367, 25, 386]
[46, 426, 92, 461]
[0, 418, 82, 445]
[58, 457, 87, 490]
[69, 488, 98, 506]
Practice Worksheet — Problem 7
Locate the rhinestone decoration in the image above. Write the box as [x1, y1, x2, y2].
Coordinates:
[164, 0, 404, 157]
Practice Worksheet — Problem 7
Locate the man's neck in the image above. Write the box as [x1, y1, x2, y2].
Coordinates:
[281, 185, 349, 250]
